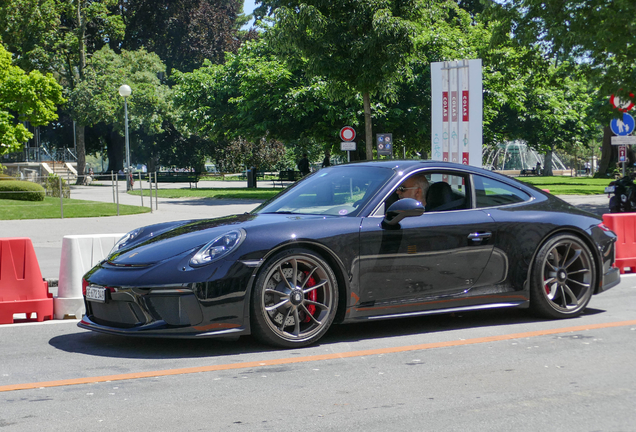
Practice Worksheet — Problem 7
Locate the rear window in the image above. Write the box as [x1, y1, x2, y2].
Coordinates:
[473, 175, 530, 208]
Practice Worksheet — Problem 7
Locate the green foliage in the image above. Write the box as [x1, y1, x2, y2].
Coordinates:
[44, 174, 70, 198]
[121, 0, 247, 73]
[0, 44, 65, 155]
[0, 180, 45, 201]
[488, 0, 636, 119]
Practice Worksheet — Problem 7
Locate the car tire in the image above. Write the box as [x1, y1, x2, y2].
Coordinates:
[529, 233, 595, 319]
[251, 248, 338, 348]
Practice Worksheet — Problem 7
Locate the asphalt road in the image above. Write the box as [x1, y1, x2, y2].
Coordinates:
[1, 276, 635, 431]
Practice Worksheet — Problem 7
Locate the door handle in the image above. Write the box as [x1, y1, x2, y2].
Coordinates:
[468, 232, 492, 242]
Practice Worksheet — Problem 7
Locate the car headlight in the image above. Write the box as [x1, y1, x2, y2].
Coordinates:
[190, 229, 246, 267]
[110, 228, 144, 255]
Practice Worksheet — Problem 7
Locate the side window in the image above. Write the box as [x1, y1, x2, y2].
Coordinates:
[424, 173, 468, 212]
[473, 175, 530, 208]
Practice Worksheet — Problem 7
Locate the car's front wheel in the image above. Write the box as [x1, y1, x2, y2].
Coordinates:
[530, 233, 596, 319]
[251, 248, 338, 348]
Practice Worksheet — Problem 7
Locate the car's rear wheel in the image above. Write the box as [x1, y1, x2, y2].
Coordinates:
[251, 248, 338, 348]
[530, 233, 595, 319]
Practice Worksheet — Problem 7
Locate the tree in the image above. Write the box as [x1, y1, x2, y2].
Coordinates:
[491, 0, 636, 102]
[121, 0, 248, 73]
[257, 0, 423, 159]
[0, 0, 125, 181]
[68, 46, 171, 172]
[488, 0, 636, 174]
[0, 44, 65, 156]
[173, 39, 358, 158]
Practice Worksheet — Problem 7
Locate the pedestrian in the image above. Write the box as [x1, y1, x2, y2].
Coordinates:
[298, 153, 310, 176]
[322, 150, 331, 168]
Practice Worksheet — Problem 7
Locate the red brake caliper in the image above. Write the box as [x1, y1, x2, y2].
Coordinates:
[303, 272, 317, 323]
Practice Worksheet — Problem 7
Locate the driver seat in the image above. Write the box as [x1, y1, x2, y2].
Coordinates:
[425, 182, 454, 212]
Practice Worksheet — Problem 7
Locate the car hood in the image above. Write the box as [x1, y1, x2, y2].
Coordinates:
[107, 213, 338, 266]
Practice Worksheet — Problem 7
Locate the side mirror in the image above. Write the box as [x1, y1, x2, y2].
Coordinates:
[383, 198, 425, 226]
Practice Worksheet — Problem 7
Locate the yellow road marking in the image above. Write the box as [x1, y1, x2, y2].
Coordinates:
[2, 320, 635, 393]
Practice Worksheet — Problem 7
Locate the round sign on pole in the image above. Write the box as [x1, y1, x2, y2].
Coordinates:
[610, 94, 635, 112]
[610, 112, 635, 136]
[340, 126, 356, 142]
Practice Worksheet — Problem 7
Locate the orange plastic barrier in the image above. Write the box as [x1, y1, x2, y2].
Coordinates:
[602, 213, 636, 274]
[0, 238, 53, 324]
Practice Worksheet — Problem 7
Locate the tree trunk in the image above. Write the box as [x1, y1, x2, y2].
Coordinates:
[598, 126, 614, 176]
[544, 146, 554, 176]
[363, 91, 373, 160]
[75, 125, 86, 182]
[74, 0, 88, 185]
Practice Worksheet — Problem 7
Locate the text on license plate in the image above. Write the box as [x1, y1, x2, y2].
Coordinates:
[605, 186, 615, 193]
[86, 286, 107, 303]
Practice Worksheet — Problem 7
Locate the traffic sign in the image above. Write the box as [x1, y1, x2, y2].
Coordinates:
[619, 145, 627, 162]
[341, 141, 356, 151]
[610, 94, 635, 112]
[376, 133, 393, 156]
[340, 126, 356, 142]
[610, 113, 635, 136]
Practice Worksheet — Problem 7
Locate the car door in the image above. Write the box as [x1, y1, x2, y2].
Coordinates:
[354, 172, 497, 317]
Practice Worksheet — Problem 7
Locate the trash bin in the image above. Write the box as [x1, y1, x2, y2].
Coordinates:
[247, 167, 257, 188]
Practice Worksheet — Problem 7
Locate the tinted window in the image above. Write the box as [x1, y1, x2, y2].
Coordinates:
[473, 175, 530, 208]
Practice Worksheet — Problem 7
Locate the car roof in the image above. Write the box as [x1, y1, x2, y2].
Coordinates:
[335, 160, 499, 176]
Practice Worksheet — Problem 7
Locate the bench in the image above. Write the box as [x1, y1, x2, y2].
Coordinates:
[155, 172, 201, 188]
[274, 170, 301, 188]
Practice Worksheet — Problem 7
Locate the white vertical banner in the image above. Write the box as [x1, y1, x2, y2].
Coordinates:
[431, 59, 482, 168]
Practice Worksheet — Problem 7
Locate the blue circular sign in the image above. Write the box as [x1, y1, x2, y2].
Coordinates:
[610, 113, 635, 136]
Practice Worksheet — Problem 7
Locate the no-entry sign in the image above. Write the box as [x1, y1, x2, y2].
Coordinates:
[340, 126, 356, 142]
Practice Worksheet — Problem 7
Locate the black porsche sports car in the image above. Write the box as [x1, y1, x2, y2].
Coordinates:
[79, 161, 620, 347]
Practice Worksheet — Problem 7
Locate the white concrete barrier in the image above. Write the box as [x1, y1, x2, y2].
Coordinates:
[54, 233, 124, 319]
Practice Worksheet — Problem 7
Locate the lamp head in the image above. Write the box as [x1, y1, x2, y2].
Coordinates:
[118, 85, 132, 97]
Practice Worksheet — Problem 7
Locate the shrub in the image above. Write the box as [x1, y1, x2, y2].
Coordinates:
[45, 174, 71, 198]
[0, 180, 45, 201]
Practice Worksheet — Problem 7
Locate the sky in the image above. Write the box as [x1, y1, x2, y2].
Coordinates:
[244, 0, 257, 15]
[243, 0, 257, 28]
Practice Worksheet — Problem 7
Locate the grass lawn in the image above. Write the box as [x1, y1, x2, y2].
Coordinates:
[128, 187, 282, 200]
[517, 176, 611, 195]
[0, 197, 151, 220]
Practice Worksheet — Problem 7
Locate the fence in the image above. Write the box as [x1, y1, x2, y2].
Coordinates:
[0, 172, 160, 219]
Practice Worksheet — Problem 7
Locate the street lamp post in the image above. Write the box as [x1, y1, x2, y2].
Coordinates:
[118, 84, 132, 190]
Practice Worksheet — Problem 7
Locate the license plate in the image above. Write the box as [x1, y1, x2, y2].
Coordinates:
[605, 186, 615, 193]
[86, 286, 107, 303]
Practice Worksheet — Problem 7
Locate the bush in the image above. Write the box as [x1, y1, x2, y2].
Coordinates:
[45, 174, 71, 198]
[0, 180, 45, 201]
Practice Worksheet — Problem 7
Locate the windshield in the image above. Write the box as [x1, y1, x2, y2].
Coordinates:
[254, 166, 394, 216]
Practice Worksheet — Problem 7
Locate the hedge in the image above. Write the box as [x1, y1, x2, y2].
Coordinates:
[0, 180, 46, 201]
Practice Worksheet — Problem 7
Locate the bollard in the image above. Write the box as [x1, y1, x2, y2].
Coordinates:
[54, 233, 125, 319]
[0, 238, 53, 324]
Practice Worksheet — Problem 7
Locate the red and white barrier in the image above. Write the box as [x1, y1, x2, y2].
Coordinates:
[0, 238, 53, 324]
[603, 213, 636, 274]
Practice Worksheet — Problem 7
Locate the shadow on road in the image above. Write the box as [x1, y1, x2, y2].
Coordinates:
[48, 306, 606, 360]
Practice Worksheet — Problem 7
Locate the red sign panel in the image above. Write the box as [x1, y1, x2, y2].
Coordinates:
[451, 91, 458, 122]
[442, 92, 449, 122]
[462, 90, 469, 121]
